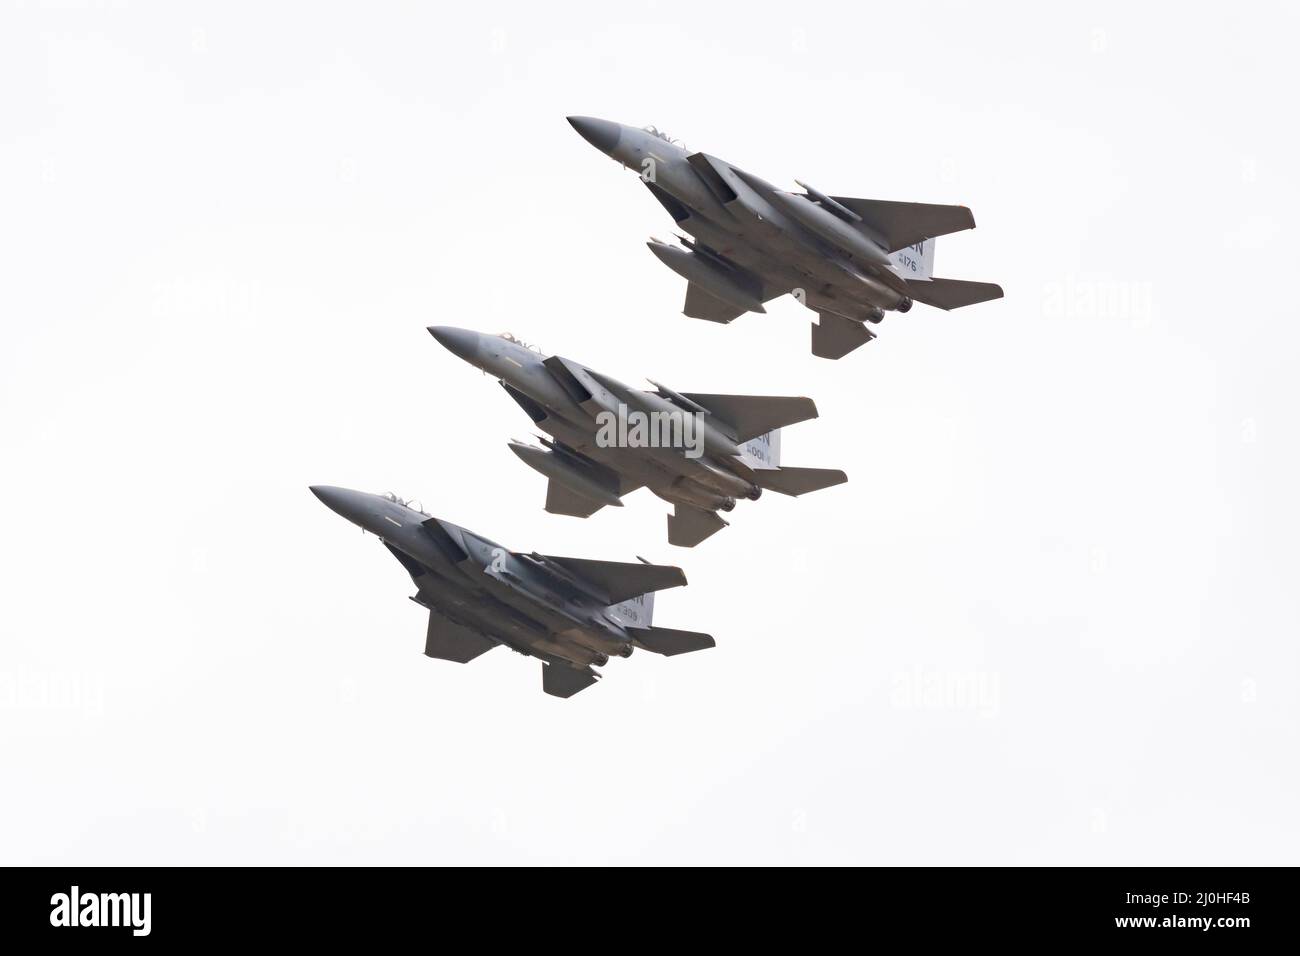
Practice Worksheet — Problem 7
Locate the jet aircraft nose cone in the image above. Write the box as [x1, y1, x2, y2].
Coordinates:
[310, 484, 351, 515]
[310, 484, 337, 504]
[310, 485, 373, 529]
[427, 326, 482, 363]
[567, 115, 622, 155]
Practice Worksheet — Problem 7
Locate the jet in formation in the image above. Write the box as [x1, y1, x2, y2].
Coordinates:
[568, 115, 1003, 359]
[429, 326, 847, 547]
[311, 485, 714, 697]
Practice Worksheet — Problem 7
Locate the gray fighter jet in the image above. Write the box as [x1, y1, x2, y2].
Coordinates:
[568, 116, 1003, 359]
[311, 485, 713, 697]
[429, 327, 847, 547]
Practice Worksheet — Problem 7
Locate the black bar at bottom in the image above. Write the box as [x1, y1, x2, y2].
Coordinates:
[0, 866, 1288, 944]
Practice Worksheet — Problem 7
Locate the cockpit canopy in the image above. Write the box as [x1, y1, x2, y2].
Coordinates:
[496, 331, 543, 353]
[642, 125, 682, 146]
[382, 492, 428, 515]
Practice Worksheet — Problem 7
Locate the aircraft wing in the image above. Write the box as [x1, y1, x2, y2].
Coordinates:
[679, 393, 818, 443]
[534, 555, 687, 604]
[524, 440, 641, 518]
[545, 479, 611, 518]
[644, 177, 782, 323]
[680, 250, 785, 324]
[683, 282, 747, 323]
[829, 197, 977, 252]
[398, 556, 497, 663]
[423, 607, 497, 663]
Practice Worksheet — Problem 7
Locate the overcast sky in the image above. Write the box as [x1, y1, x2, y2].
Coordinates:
[2, 0, 1297, 864]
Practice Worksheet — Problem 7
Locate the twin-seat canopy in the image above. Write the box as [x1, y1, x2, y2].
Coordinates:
[381, 492, 428, 515]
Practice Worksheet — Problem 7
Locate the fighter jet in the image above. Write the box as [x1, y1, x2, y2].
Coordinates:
[311, 485, 713, 698]
[567, 116, 1003, 359]
[429, 327, 847, 547]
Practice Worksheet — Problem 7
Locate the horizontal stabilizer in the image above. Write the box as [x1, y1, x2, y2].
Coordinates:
[424, 608, 497, 663]
[811, 312, 875, 359]
[680, 393, 818, 443]
[904, 277, 1004, 311]
[535, 555, 686, 604]
[829, 197, 976, 252]
[667, 504, 728, 548]
[627, 625, 715, 657]
[684, 282, 746, 323]
[754, 465, 847, 497]
[542, 663, 599, 698]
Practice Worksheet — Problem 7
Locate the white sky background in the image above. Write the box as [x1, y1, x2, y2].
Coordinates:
[1, 1, 1297, 865]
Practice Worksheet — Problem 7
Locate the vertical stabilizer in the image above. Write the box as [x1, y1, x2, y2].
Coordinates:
[889, 237, 935, 279]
